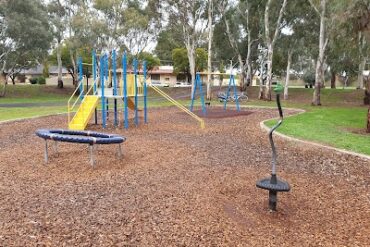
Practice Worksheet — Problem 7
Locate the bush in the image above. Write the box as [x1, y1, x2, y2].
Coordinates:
[37, 76, 46, 85]
[29, 77, 38, 84]
[303, 71, 315, 86]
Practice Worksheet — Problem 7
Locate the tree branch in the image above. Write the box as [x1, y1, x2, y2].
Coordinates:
[308, 0, 322, 17]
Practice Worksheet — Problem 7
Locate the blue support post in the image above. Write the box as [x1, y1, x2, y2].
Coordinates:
[189, 73, 206, 115]
[78, 57, 84, 99]
[113, 50, 118, 126]
[232, 75, 240, 111]
[224, 74, 232, 110]
[101, 55, 106, 128]
[143, 61, 148, 124]
[122, 52, 129, 129]
[93, 51, 97, 94]
[134, 58, 139, 126]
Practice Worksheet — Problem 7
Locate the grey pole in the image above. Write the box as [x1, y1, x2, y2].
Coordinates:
[44, 140, 48, 163]
[89, 144, 95, 167]
[117, 143, 123, 159]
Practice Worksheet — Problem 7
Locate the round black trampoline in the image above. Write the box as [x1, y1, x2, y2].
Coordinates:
[36, 129, 125, 145]
[35, 129, 126, 166]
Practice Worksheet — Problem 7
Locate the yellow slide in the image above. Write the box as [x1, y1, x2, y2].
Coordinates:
[127, 97, 142, 111]
[69, 95, 99, 130]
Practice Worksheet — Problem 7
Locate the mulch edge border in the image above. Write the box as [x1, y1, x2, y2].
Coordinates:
[260, 110, 370, 161]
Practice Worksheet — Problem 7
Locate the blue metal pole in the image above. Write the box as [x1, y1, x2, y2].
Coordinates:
[232, 75, 240, 111]
[78, 57, 83, 99]
[93, 51, 97, 94]
[113, 50, 118, 126]
[122, 52, 128, 129]
[134, 58, 139, 126]
[101, 55, 106, 128]
[189, 75, 197, 112]
[224, 74, 232, 110]
[198, 74, 206, 115]
[143, 60, 148, 124]
[113, 50, 117, 96]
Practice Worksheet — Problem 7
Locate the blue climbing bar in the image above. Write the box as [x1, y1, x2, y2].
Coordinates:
[143, 61, 148, 123]
[122, 52, 129, 129]
[134, 58, 139, 126]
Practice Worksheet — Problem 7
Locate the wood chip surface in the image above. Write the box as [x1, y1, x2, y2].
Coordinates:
[0, 107, 369, 246]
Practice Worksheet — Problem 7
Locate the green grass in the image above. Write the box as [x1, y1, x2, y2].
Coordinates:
[265, 107, 370, 156]
[0, 85, 72, 104]
[0, 106, 67, 121]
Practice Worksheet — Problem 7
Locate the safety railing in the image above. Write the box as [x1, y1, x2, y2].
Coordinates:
[150, 85, 205, 129]
[67, 79, 96, 125]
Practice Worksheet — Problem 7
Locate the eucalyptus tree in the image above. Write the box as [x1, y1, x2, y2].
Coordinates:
[93, 0, 161, 55]
[163, 0, 208, 96]
[263, 0, 288, 100]
[308, 0, 330, 106]
[48, 0, 68, 88]
[215, 0, 263, 92]
[0, 0, 51, 95]
[333, 0, 370, 104]
[277, 0, 318, 99]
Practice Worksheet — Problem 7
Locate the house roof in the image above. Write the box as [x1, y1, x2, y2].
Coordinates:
[21, 65, 68, 75]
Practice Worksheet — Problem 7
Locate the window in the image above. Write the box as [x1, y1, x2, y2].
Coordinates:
[165, 77, 170, 81]
[151, 74, 160, 81]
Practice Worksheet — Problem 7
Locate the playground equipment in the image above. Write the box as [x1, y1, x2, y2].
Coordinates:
[190, 72, 241, 115]
[67, 51, 147, 130]
[150, 85, 205, 129]
[217, 91, 248, 103]
[256, 84, 290, 211]
[36, 129, 125, 166]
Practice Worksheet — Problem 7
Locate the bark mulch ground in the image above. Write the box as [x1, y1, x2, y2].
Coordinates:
[190, 108, 254, 119]
[0, 107, 369, 246]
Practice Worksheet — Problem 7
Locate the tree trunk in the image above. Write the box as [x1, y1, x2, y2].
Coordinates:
[284, 50, 292, 100]
[365, 81, 370, 105]
[186, 41, 196, 99]
[264, 45, 273, 101]
[367, 107, 370, 132]
[263, 0, 287, 101]
[238, 54, 246, 92]
[57, 42, 63, 89]
[312, 0, 326, 106]
[358, 56, 366, 89]
[69, 50, 78, 87]
[206, 0, 213, 101]
[258, 60, 264, 100]
[331, 71, 336, 89]
[0, 63, 6, 97]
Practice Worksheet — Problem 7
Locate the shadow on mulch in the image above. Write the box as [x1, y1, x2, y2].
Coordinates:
[190, 108, 254, 119]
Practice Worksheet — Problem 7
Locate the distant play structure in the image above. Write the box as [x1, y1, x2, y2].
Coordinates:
[36, 129, 125, 166]
[68, 50, 148, 130]
[256, 84, 290, 211]
[68, 50, 205, 130]
[190, 71, 242, 115]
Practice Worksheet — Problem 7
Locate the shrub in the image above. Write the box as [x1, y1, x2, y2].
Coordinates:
[37, 76, 46, 85]
[29, 77, 38, 84]
[302, 71, 315, 86]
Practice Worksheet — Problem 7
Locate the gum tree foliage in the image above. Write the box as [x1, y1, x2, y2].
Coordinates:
[0, 0, 51, 96]
[154, 26, 183, 62]
[162, 0, 208, 97]
[215, 0, 263, 92]
[172, 47, 207, 82]
[92, 0, 161, 55]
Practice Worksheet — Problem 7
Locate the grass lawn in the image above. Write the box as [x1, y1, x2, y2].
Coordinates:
[1, 85, 369, 157]
[0, 106, 67, 122]
[265, 106, 370, 156]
